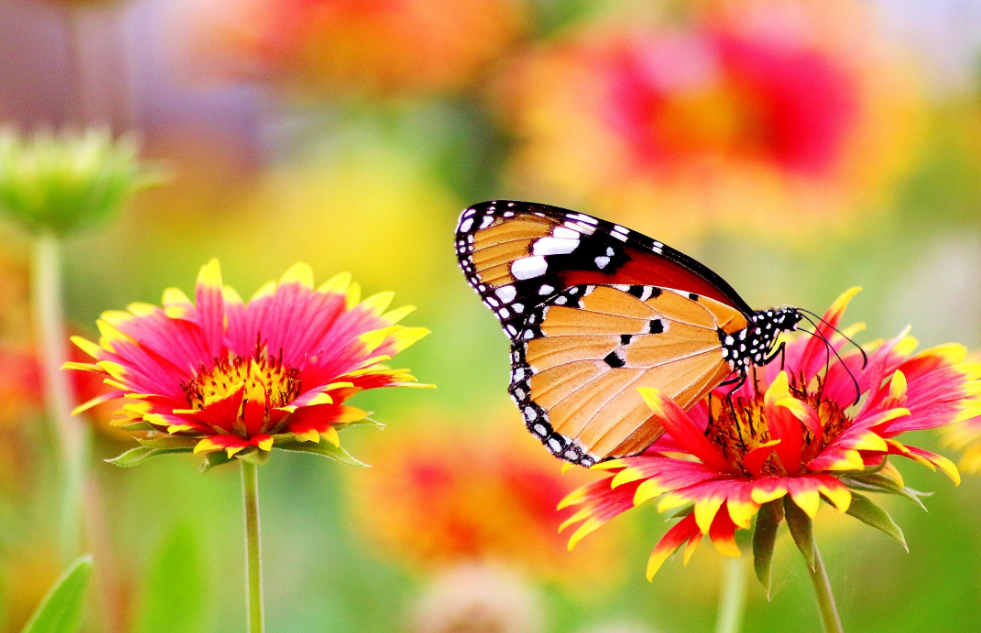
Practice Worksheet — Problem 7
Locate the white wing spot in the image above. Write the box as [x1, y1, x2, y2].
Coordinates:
[533, 236, 579, 256]
[459, 218, 473, 233]
[495, 286, 517, 303]
[539, 284, 554, 295]
[479, 215, 494, 229]
[512, 256, 548, 280]
[595, 256, 611, 269]
[553, 226, 581, 240]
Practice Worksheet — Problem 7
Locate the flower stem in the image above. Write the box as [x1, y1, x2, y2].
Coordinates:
[31, 232, 86, 562]
[241, 461, 265, 633]
[714, 556, 746, 633]
[806, 541, 844, 633]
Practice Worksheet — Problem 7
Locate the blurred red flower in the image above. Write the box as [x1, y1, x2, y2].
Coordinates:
[497, 0, 922, 239]
[349, 415, 626, 587]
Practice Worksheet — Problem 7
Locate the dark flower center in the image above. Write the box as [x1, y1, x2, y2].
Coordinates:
[705, 376, 852, 476]
[182, 350, 302, 417]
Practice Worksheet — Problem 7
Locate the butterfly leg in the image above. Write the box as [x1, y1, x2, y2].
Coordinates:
[723, 370, 747, 397]
[763, 341, 787, 370]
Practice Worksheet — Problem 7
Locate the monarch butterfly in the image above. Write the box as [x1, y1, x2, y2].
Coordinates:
[455, 200, 828, 467]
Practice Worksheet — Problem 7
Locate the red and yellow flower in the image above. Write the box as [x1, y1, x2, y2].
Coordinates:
[64, 259, 430, 467]
[496, 0, 922, 240]
[350, 415, 625, 587]
[561, 289, 980, 580]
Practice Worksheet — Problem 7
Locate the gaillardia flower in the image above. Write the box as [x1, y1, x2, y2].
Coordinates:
[64, 260, 430, 469]
[496, 0, 921, 240]
[561, 289, 980, 584]
[350, 416, 625, 587]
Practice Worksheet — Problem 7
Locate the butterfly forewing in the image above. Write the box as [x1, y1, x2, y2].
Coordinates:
[455, 201, 754, 344]
[510, 284, 747, 465]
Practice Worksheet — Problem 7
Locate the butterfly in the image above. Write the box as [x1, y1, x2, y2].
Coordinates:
[455, 200, 808, 467]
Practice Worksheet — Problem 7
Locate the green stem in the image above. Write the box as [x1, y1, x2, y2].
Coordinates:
[714, 556, 747, 633]
[241, 461, 265, 633]
[31, 232, 86, 562]
[806, 541, 844, 633]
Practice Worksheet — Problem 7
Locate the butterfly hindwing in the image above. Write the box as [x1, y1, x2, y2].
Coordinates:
[510, 284, 748, 465]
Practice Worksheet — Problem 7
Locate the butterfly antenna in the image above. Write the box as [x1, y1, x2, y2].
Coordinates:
[797, 308, 868, 369]
[797, 313, 863, 406]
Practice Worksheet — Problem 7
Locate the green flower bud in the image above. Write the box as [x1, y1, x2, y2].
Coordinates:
[0, 128, 161, 236]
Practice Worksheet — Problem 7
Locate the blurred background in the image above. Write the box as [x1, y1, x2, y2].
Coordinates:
[1, 0, 981, 631]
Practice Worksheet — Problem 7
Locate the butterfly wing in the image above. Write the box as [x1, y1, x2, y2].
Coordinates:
[455, 200, 754, 342]
[511, 284, 747, 465]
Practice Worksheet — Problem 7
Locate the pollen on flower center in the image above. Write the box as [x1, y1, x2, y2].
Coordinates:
[182, 350, 302, 415]
[706, 382, 852, 476]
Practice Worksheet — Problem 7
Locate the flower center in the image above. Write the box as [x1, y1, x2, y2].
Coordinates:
[182, 351, 302, 413]
[705, 379, 852, 476]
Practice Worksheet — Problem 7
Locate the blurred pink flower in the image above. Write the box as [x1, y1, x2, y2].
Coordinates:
[497, 0, 922, 240]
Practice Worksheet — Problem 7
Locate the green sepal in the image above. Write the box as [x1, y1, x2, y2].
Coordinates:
[783, 496, 815, 571]
[199, 451, 234, 473]
[21, 555, 93, 633]
[115, 421, 154, 432]
[136, 436, 199, 450]
[840, 472, 931, 511]
[237, 447, 270, 467]
[274, 440, 369, 467]
[338, 416, 386, 431]
[845, 492, 908, 551]
[106, 446, 192, 468]
[669, 504, 694, 519]
[753, 500, 784, 598]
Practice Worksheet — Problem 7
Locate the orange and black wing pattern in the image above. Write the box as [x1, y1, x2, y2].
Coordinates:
[455, 201, 779, 465]
[455, 200, 754, 343]
[511, 284, 747, 466]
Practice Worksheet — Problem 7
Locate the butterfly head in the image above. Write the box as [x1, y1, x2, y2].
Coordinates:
[767, 307, 803, 333]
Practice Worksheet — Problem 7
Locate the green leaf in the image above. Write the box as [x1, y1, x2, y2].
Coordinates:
[783, 496, 815, 571]
[840, 473, 931, 511]
[274, 441, 369, 467]
[846, 492, 908, 551]
[106, 446, 192, 468]
[753, 501, 783, 597]
[21, 555, 93, 633]
[134, 524, 207, 633]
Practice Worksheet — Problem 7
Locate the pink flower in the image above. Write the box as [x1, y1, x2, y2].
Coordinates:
[65, 260, 430, 468]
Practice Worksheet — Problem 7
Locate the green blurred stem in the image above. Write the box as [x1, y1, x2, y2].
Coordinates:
[31, 232, 86, 562]
[241, 461, 265, 633]
[714, 556, 746, 633]
[806, 541, 844, 633]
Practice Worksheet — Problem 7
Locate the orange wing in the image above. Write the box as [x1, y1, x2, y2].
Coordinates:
[510, 284, 748, 465]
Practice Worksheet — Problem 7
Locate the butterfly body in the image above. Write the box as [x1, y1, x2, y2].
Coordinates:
[456, 201, 801, 466]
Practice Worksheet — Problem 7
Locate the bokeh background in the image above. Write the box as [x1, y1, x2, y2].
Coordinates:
[1, 0, 981, 631]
